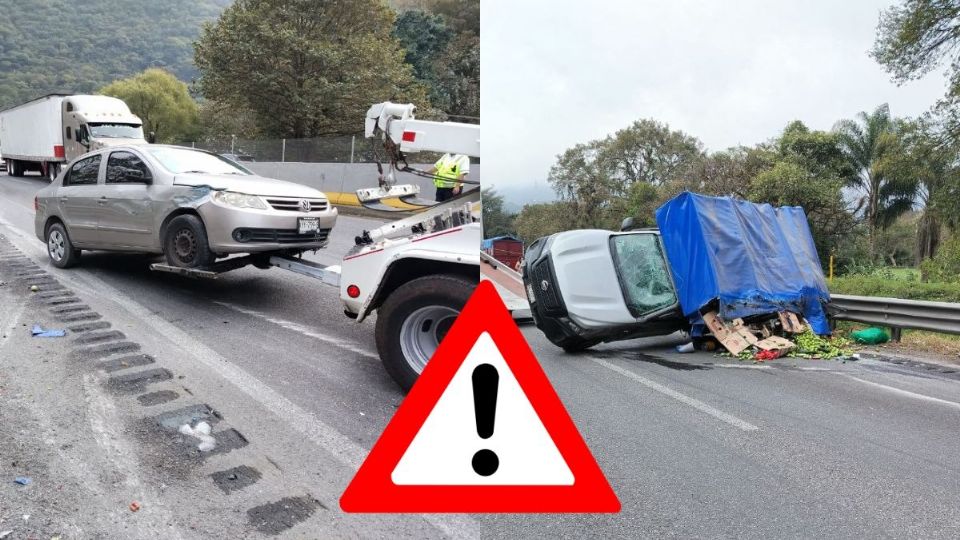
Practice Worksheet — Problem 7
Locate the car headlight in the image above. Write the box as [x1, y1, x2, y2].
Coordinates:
[214, 191, 268, 210]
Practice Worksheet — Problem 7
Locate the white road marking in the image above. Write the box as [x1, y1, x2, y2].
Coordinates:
[0, 217, 476, 539]
[0, 295, 25, 350]
[847, 376, 960, 411]
[212, 300, 378, 360]
[591, 358, 760, 431]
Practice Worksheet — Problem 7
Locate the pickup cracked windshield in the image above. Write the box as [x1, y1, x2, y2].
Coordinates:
[2, 0, 960, 538]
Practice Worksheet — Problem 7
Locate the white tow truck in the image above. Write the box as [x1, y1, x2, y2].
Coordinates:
[152, 102, 480, 391]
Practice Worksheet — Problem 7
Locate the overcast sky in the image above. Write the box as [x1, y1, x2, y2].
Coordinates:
[481, 0, 949, 198]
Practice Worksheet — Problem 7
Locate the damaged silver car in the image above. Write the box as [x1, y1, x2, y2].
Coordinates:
[34, 145, 338, 269]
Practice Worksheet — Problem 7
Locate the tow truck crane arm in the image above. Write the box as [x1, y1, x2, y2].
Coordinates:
[358, 102, 480, 210]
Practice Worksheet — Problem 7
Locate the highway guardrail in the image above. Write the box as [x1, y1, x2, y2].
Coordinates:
[829, 294, 960, 341]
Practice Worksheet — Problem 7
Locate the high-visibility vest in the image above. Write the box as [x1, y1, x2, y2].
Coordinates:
[434, 155, 465, 188]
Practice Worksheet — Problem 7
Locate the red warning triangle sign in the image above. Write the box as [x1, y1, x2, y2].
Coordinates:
[340, 281, 620, 513]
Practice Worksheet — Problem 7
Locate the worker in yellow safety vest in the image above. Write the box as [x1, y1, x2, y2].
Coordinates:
[428, 153, 470, 202]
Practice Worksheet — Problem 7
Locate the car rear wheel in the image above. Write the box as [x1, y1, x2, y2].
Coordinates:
[46, 222, 81, 268]
[375, 274, 474, 392]
[163, 215, 215, 268]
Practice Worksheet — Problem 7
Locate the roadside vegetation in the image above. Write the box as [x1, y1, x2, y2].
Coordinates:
[0, 0, 479, 141]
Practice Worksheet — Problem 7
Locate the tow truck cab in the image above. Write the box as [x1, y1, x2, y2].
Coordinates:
[522, 228, 688, 352]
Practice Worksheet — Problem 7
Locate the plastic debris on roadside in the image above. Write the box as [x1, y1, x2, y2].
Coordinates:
[179, 421, 216, 452]
[675, 342, 695, 353]
[130, 501, 141, 512]
[29, 285, 39, 292]
[31, 324, 65, 338]
[14, 476, 31, 485]
[850, 327, 890, 345]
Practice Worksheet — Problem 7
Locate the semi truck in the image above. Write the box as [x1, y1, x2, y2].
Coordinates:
[0, 94, 146, 181]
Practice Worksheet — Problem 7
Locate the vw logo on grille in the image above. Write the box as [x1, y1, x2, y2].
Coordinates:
[299, 199, 311, 212]
[540, 279, 550, 292]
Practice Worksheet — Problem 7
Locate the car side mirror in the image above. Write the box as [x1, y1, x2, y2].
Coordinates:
[620, 217, 636, 231]
[126, 170, 150, 183]
[147, 131, 156, 144]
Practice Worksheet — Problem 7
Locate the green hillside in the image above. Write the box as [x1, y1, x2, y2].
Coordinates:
[0, 0, 231, 108]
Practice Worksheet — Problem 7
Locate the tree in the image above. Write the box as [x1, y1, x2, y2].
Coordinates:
[548, 119, 703, 229]
[834, 104, 918, 257]
[194, 0, 432, 138]
[99, 68, 200, 143]
[512, 202, 576, 245]
[882, 118, 960, 263]
[392, 2, 479, 118]
[428, 32, 480, 118]
[481, 188, 517, 237]
[872, 0, 960, 142]
[393, 11, 453, 81]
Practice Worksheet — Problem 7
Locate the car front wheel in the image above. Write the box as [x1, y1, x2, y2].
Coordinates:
[46, 222, 81, 268]
[163, 215, 215, 268]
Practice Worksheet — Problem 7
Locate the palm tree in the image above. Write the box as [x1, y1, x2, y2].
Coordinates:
[834, 104, 917, 259]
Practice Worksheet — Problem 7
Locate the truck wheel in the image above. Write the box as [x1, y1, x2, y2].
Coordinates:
[163, 215, 215, 268]
[375, 274, 474, 392]
[45, 162, 59, 182]
[46, 222, 81, 268]
[10, 160, 22, 177]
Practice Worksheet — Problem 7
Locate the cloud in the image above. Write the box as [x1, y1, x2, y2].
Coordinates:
[481, 0, 947, 193]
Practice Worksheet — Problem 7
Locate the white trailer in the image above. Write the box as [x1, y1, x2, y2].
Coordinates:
[0, 94, 145, 181]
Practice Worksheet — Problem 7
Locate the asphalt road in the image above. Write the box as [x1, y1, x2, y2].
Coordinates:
[2, 171, 960, 538]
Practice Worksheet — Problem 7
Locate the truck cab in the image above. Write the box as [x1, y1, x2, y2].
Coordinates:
[61, 95, 146, 161]
[522, 228, 688, 352]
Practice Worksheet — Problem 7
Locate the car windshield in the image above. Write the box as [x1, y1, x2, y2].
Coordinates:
[145, 147, 252, 175]
[88, 123, 144, 139]
[609, 234, 677, 317]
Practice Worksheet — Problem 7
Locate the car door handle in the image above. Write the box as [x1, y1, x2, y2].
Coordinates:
[98, 196, 107, 205]
[59, 197, 68, 203]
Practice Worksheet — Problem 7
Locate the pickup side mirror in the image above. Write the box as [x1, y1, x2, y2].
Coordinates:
[147, 131, 156, 144]
[620, 217, 636, 231]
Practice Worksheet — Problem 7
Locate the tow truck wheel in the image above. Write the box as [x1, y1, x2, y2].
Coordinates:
[163, 215, 215, 268]
[375, 274, 474, 392]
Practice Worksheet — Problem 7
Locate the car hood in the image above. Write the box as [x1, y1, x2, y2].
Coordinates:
[173, 173, 328, 199]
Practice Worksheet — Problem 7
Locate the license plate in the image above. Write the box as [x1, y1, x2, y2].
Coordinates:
[298, 217, 320, 234]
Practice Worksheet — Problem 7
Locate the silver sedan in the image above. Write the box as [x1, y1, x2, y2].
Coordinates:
[34, 145, 338, 268]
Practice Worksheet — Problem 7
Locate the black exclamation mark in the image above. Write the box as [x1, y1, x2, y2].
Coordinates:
[471, 363, 499, 476]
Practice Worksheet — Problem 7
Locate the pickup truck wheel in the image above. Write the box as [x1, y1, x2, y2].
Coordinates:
[46, 222, 81, 268]
[375, 274, 474, 392]
[163, 215, 215, 268]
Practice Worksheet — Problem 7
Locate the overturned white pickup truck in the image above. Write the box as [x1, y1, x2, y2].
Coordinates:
[521, 227, 687, 352]
[522, 193, 833, 352]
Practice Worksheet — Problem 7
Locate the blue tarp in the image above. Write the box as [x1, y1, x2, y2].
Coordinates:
[655, 192, 831, 335]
